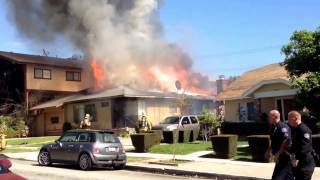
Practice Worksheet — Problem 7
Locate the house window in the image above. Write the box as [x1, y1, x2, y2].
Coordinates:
[73, 104, 97, 123]
[239, 102, 257, 122]
[247, 102, 257, 121]
[85, 104, 96, 121]
[34, 68, 51, 79]
[50, 117, 59, 124]
[66, 71, 81, 81]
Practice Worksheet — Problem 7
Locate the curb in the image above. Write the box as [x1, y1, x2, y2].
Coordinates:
[125, 164, 268, 180]
[8, 157, 268, 180]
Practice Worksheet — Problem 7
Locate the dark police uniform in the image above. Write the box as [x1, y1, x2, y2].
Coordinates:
[270, 121, 293, 180]
[291, 123, 315, 180]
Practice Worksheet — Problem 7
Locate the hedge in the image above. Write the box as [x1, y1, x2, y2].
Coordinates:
[178, 130, 191, 143]
[163, 130, 179, 144]
[190, 129, 200, 142]
[211, 134, 238, 159]
[130, 132, 161, 152]
[248, 135, 272, 162]
[221, 122, 269, 136]
[150, 130, 163, 141]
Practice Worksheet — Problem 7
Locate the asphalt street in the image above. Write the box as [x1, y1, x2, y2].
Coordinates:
[9, 159, 212, 180]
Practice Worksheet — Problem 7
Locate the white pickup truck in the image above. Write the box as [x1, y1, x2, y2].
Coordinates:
[152, 115, 200, 133]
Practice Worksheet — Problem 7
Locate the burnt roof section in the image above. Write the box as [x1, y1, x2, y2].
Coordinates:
[0, 51, 85, 69]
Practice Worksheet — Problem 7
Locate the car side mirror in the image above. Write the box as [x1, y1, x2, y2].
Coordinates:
[55, 140, 62, 147]
[0, 159, 12, 172]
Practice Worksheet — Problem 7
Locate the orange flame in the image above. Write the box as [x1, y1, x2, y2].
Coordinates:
[91, 58, 107, 90]
[90, 57, 211, 95]
[145, 64, 210, 95]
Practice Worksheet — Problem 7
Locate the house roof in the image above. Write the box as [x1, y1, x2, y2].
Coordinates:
[29, 95, 80, 110]
[30, 86, 214, 110]
[217, 63, 290, 100]
[0, 51, 85, 69]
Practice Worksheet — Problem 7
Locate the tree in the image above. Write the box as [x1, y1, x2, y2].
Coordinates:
[282, 28, 320, 121]
[198, 109, 219, 141]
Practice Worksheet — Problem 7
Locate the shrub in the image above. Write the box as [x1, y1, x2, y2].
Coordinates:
[130, 132, 161, 152]
[6, 128, 18, 138]
[163, 130, 179, 144]
[62, 122, 72, 133]
[211, 134, 238, 159]
[248, 135, 272, 162]
[150, 130, 163, 141]
[221, 122, 269, 136]
[178, 130, 191, 143]
[198, 109, 219, 137]
[190, 129, 200, 142]
[118, 128, 130, 138]
[0, 116, 26, 138]
[0, 116, 9, 134]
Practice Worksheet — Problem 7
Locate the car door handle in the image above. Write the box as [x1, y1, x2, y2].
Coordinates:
[68, 145, 74, 147]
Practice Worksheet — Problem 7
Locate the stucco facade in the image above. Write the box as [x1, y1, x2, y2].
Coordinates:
[223, 82, 296, 122]
[32, 96, 213, 136]
[26, 64, 92, 92]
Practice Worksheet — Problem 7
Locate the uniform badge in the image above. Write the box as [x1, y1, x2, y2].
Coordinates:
[304, 133, 310, 139]
[281, 128, 288, 133]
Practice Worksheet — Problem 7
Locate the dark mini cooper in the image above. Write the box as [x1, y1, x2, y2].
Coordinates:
[38, 129, 127, 170]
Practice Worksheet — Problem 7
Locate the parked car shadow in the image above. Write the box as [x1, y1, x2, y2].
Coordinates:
[32, 163, 118, 171]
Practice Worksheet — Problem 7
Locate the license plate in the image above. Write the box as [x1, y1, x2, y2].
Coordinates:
[108, 147, 117, 152]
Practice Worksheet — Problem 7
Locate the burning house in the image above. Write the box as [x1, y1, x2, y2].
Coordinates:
[4, 0, 217, 136]
[30, 86, 214, 136]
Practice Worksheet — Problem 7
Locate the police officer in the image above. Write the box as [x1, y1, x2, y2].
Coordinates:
[288, 111, 315, 180]
[269, 110, 293, 180]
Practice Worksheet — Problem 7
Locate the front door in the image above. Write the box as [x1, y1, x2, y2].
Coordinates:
[276, 98, 294, 121]
[44, 110, 64, 136]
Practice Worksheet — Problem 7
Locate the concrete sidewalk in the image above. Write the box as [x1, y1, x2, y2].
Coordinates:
[4, 151, 320, 180]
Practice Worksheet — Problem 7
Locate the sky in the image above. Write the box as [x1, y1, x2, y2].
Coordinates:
[0, 0, 319, 77]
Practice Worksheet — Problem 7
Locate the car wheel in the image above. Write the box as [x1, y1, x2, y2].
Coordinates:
[38, 150, 51, 166]
[79, 153, 92, 170]
[113, 164, 125, 170]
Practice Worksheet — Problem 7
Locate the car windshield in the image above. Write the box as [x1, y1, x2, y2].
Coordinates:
[97, 133, 120, 143]
[161, 116, 180, 124]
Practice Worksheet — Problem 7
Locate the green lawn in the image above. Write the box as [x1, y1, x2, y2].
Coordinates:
[6, 136, 59, 146]
[237, 140, 249, 146]
[149, 141, 212, 155]
[147, 140, 248, 155]
[234, 146, 251, 161]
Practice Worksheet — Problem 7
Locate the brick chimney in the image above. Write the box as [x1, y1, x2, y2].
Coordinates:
[216, 75, 229, 94]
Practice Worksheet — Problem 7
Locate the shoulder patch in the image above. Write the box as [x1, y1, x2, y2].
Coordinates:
[304, 133, 310, 139]
[281, 128, 288, 133]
